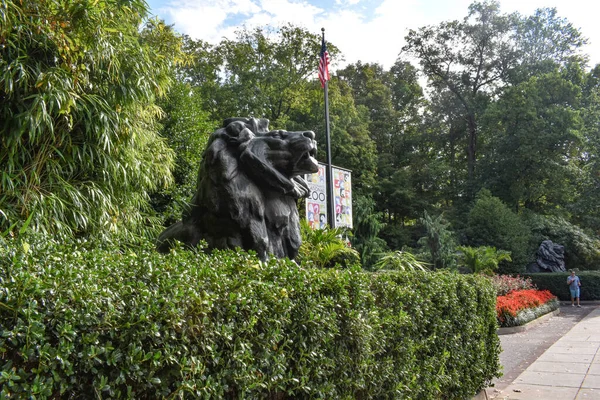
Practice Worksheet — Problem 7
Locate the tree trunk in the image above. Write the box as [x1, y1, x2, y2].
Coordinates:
[467, 113, 477, 195]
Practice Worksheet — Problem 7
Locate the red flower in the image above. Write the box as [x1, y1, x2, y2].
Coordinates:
[496, 289, 556, 322]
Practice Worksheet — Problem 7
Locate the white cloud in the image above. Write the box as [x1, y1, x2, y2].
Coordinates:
[158, 0, 600, 69]
[258, 0, 324, 24]
[335, 0, 361, 5]
[322, 0, 431, 69]
[160, 0, 327, 46]
[160, 0, 261, 42]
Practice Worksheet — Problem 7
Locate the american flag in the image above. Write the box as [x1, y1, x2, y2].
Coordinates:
[318, 35, 330, 88]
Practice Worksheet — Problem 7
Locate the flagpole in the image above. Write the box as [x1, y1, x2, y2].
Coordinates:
[321, 28, 335, 229]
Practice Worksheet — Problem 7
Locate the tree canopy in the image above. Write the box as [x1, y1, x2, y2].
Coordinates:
[3, 0, 600, 273]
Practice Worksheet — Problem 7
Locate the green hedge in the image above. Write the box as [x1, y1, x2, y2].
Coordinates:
[522, 272, 600, 301]
[1, 236, 500, 399]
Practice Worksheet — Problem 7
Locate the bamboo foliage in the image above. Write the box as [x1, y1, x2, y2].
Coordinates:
[0, 0, 186, 238]
[374, 250, 430, 272]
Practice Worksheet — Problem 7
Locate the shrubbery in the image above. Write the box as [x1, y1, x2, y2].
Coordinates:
[1, 235, 500, 399]
[488, 275, 558, 328]
[522, 272, 600, 301]
[496, 289, 557, 327]
[298, 221, 360, 268]
[464, 190, 531, 273]
[510, 300, 560, 326]
[526, 214, 600, 271]
[488, 275, 535, 296]
[457, 246, 512, 275]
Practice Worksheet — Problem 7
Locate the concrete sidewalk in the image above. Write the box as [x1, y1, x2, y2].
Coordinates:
[490, 306, 600, 399]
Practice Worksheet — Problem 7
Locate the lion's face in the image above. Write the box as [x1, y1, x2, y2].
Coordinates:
[257, 130, 319, 177]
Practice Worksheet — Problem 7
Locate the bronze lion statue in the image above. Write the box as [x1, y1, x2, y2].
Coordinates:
[156, 117, 319, 261]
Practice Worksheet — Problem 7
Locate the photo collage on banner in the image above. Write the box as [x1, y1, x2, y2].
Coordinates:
[305, 164, 327, 229]
[305, 164, 353, 229]
[333, 166, 352, 228]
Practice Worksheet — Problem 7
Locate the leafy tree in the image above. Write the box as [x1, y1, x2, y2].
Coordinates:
[403, 1, 519, 187]
[479, 63, 584, 213]
[571, 65, 600, 231]
[512, 7, 588, 81]
[403, 2, 587, 205]
[376, 168, 419, 225]
[389, 60, 425, 116]
[418, 211, 457, 269]
[176, 35, 223, 115]
[337, 62, 399, 153]
[215, 25, 338, 127]
[337, 60, 427, 230]
[151, 81, 217, 225]
[465, 190, 531, 272]
[418, 90, 469, 204]
[351, 195, 388, 269]
[0, 0, 185, 238]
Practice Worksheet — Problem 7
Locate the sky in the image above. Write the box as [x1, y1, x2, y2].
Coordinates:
[145, 0, 600, 70]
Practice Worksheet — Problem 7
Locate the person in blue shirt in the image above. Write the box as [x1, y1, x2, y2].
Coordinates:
[567, 270, 581, 307]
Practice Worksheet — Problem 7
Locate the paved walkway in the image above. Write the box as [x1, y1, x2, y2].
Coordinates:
[487, 305, 600, 399]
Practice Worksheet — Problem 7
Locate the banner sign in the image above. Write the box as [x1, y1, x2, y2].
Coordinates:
[305, 163, 352, 229]
[332, 166, 353, 228]
[305, 164, 328, 229]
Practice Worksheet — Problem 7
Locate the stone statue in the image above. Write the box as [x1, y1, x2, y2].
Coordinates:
[526, 240, 566, 273]
[156, 117, 319, 261]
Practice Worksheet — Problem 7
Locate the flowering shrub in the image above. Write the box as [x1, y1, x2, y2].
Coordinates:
[489, 274, 536, 296]
[496, 289, 556, 323]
